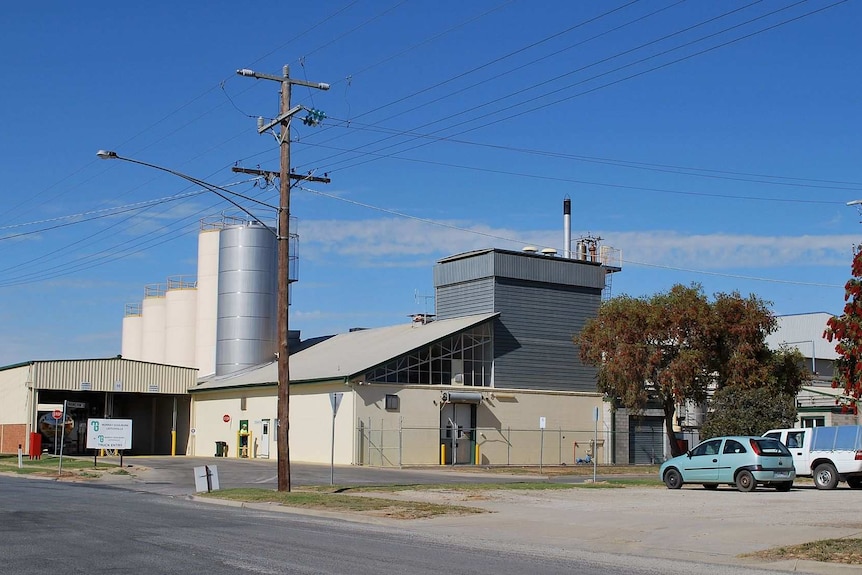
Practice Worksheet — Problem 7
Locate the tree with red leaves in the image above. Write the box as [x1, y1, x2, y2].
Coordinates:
[578, 284, 807, 457]
[823, 247, 862, 413]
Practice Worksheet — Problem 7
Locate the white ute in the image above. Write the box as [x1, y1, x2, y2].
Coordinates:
[763, 426, 862, 490]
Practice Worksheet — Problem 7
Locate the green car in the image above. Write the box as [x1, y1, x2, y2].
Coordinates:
[659, 436, 795, 492]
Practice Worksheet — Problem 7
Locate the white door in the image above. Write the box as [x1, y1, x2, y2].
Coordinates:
[258, 419, 270, 458]
[440, 403, 474, 465]
[786, 429, 808, 476]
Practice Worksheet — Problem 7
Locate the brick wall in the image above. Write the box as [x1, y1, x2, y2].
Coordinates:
[0, 424, 27, 454]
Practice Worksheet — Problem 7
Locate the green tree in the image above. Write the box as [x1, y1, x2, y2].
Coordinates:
[701, 386, 797, 438]
[701, 347, 807, 437]
[577, 284, 807, 457]
[823, 247, 862, 413]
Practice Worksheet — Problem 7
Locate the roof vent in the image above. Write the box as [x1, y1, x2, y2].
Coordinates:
[522, 246, 538, 253]
[541, 248, 557, 256]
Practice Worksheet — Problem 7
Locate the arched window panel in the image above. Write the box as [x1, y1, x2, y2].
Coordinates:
[365, 324, 493, 387]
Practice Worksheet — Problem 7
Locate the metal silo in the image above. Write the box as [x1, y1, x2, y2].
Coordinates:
[165, 276, 197, 367]
[121, 302, 143, 361]
[140, 284, 167, 363]
[216, 221, 278, 375]
[195, 222, 222, 376]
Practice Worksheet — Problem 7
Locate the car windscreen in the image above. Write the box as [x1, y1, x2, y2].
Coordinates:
[751, 438, 791, 456]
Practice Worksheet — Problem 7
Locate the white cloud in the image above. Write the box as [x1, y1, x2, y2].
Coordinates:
[296, 218, 858, 270]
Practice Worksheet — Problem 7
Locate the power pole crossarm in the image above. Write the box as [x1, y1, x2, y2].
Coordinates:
[236, 64, 330, 493]
[231, 166, 331, 184]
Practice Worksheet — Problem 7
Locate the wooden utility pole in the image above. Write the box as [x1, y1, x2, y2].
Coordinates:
[236, 65, 330, 491]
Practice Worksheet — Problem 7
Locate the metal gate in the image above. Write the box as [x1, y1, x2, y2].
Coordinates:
[629, 416, 664, 464]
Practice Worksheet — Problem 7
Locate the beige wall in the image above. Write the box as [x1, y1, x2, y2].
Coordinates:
[352, 384, 605, 467]
[0, 365, 30, 425]
[191, 382, 604, 466]
[190, 381, 354, 464]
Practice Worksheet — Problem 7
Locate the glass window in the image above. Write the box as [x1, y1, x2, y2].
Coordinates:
[786, 431, 804, 449]
[365, 322, 493, 387]
[723, 439, 746, 454]
[691, 439, 722, 457]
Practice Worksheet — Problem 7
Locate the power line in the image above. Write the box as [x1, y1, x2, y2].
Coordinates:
[314, 1, 821, 175]
[321, 118, 862, 193]
[302, 138, 848, 205]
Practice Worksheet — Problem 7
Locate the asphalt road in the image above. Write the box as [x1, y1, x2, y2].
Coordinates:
[110, 455, 639, 496]
[0, 475, 805, 575]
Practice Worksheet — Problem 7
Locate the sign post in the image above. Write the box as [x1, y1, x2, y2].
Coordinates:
[593, 406, 599, 484]
[87, 419, 133, 468]
[52, 409, 62, 456]
[57, 401, 68, 477]
[539, 416, 546, 474]
[329, 392, 343, 486]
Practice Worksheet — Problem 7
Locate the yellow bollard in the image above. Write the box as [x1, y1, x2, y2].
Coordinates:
[171, 430, 176, 456]
[440, 444, 446, 465]
[475, 443, 480, 465]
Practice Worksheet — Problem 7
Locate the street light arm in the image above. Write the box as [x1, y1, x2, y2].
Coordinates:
[96, 150, 277, 233]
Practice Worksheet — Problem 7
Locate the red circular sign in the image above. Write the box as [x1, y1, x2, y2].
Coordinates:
[223, 414, 231, 423]
[52, 409, 63, 420]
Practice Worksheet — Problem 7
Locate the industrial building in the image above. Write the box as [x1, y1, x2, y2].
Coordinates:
[0, 358, 195, 456]
[122, 199, 629, 465]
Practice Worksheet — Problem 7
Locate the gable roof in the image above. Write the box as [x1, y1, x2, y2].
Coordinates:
[192, 312, 499, 391]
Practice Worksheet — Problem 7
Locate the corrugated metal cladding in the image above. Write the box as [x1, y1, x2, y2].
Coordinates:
[492, 279, 600, 392]
[435, 279, 495, 320]
[434, 249, 605, 290]
[31, 359, 196, 394]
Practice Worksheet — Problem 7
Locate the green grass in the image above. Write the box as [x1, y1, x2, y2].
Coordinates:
[201, 488, 486, 519]
[0, 454, 120, 475]
[744, 538, 862, 565]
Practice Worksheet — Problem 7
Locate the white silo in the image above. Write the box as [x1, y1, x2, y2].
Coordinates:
[121, 302, 143, 361]
[140, 284, 167, 363]
[216, 221, 278, 375]
[165, 276, 198, 367]
[195, 219, 224, 377]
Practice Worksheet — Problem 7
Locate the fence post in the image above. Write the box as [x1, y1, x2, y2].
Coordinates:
[379, 418, 384, 466]
[367, 417, 372, 466]
[507, 426, 511, 466]
[559, 427, 562, 465]
[398, 417, 403, 469]
[540, 427, 544, 474]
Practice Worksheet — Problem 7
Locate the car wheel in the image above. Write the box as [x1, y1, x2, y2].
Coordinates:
[813, 463, 839, 490]
[774, 481, 793, 492]
[664, 468, 683, 489]
[846, 477, 862, 490]
[702, 483, 718, 490]
[736, 470, 756, 492]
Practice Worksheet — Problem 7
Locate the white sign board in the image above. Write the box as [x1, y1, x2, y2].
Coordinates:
[193, 465, 220, 493]
[86, 419, 133, 450]
[539, 416, 546, 429]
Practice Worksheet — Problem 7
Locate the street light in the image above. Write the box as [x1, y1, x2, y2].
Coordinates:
[97, 150, 296, 485]
[96, 151, 277, 227]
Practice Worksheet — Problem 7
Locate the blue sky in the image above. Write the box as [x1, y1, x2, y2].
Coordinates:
[1, 0, 860, 366]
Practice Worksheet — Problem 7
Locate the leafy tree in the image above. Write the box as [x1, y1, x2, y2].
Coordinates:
[577, 284, 807, 457]
[701, 386, 797, 438]
[823, 247, 862, 413]
[701, 347, 807, 437]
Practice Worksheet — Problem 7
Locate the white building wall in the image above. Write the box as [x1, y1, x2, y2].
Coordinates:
[0, 365, 29, 424]
[165, 287, 197, 368]
[189, 382, 353, 464]
[190, 382, 602, 466]
[121, 315, 143, 361]
[141, 295, 167, 363]
[195, 229, 220, 377]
